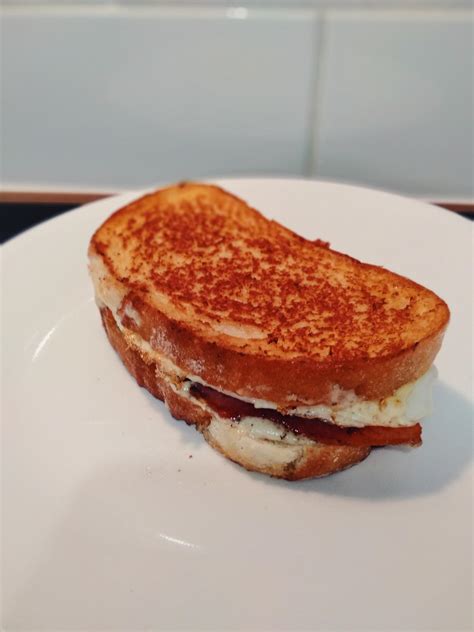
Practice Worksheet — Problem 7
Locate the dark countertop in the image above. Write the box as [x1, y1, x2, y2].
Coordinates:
[0, 192, 111, 243]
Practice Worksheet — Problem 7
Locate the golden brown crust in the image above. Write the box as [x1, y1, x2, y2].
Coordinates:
[101, 307, 370, 480]
[89, 182, 449, 406]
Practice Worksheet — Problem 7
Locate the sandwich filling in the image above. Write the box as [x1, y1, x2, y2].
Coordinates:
[100, 298, 435, 448]
[188, 382, 422, 447]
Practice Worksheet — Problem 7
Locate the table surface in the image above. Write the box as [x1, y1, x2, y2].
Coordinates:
[1, 191, 472, 244]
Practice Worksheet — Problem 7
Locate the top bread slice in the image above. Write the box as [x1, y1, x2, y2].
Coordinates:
[88, 182, 449, 406]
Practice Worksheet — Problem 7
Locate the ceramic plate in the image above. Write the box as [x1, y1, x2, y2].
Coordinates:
[2, 179, 472, 630]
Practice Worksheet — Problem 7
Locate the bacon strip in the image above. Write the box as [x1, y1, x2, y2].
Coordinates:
[190, 383, 421, 447]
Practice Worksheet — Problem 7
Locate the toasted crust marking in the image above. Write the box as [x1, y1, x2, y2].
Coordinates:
[90, 183, 449, 362]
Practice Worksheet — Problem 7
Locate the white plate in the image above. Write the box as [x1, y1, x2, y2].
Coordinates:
[2, 179, 472, 631]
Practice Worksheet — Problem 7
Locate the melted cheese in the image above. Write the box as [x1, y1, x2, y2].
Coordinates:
[90, 254, 126, 321]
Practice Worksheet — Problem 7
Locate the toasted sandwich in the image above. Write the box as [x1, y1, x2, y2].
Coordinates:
[88, 182, 449, 480]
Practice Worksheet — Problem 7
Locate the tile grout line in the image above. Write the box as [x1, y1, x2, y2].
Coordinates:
[306, 8, 326, 178]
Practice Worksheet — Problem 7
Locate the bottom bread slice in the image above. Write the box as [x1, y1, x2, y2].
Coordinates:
[100, 307, 371, 481]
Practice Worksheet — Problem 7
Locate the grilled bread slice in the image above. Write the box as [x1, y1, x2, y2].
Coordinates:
[89, 182, 449, 480]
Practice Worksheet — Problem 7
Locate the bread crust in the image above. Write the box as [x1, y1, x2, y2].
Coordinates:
[101, 307, 370, 480]
[89, 182, 449, 406]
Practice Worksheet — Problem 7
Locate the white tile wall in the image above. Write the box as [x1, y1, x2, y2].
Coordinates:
[1, 4, 473, 197]
[316, 10, 473, 197]
[1, 7, 318, 188]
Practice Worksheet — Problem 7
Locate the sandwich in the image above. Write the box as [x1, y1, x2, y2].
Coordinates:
[88, 182, 449, 480]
